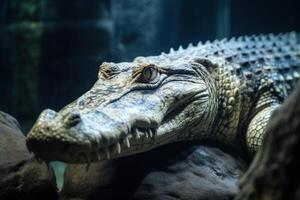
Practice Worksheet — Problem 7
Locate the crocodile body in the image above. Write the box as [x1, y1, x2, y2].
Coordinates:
[26, 32, 300, 164]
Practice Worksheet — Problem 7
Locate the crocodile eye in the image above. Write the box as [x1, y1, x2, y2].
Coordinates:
[140, 65, 158, 83]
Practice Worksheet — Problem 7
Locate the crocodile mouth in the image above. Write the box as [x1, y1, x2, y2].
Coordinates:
[75, 93, 203, 165]
[26, 77, 208, 166]
[27, 92, 204, 166]
[27, 116, 164, 165]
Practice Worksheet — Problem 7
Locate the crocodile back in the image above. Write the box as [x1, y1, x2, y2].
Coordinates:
[145, 32, 300, 98]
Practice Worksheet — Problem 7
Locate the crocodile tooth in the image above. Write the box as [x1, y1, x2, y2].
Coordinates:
[133, 128, 140, 139]
[144, 131, 148, 138]
[125, 137, 130, 148]
[116, 142, 121, 154]
[136, 132, 141, 139]
[138, 129, 144, 138]
[148, 129, 153, 138]
[104, 147, 110, 159]
[146, 129, 151, 138]
[142, 131, 148, 138]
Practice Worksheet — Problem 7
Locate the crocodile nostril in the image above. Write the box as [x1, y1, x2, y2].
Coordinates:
[65, 113, 81, 128]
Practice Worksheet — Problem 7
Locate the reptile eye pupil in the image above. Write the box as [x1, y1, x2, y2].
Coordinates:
[145, 68, 152, 79]
[142, 66, 157, 82]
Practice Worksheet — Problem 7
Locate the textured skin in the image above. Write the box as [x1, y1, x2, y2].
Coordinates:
[26, 32, 300, 164]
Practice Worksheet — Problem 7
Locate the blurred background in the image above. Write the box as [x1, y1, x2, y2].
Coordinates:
[0, 0, 299, 133]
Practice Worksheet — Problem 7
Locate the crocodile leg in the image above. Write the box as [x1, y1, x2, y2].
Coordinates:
[246, 104, 279, 153]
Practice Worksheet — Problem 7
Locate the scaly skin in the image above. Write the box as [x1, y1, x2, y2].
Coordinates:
[26, 32, 300, 164]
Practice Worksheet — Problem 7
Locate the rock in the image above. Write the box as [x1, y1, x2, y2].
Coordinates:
[0, 111, 30, 164]
[0, 111, 58, 200]
[234, 83, 300, 200]
[133, 146, 247, 200]
[61, 143, 247, 200]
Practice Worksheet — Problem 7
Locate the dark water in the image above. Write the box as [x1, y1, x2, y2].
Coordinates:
[0, 0, 300, 133]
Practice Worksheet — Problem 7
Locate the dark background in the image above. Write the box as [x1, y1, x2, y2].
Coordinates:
[0, 0, 299, 132]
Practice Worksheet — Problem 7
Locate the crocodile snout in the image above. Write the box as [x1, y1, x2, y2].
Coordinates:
[26, 109, 91, 162]
[40, 109, 58, 121]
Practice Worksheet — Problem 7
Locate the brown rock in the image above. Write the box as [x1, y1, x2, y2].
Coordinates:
[235, 83, 300, 200]
[61, 143, 247, 200]
[0, 111, 58, 200]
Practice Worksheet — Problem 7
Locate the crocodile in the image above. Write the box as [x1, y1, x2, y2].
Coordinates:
[26, 32, 300, 164]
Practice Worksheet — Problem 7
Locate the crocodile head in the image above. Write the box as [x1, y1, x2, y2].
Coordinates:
[26, 58, 217, 163]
